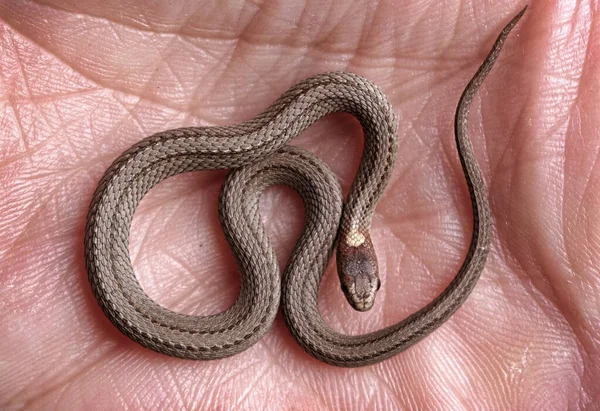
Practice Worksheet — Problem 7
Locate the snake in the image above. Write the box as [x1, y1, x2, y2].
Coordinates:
[84, 8, 526, 367]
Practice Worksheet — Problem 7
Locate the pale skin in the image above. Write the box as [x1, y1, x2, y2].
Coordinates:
[1, 0, 599, 409]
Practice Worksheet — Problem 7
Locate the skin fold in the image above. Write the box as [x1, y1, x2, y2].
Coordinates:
[1, 0, 599, 409]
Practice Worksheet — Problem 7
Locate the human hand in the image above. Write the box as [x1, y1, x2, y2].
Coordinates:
[1, 0, 598, 409]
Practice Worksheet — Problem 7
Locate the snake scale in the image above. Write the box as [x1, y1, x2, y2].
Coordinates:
[84, 8, 526, 367]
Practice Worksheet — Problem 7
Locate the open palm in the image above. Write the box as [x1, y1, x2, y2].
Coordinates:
[1, 0, 599, 409]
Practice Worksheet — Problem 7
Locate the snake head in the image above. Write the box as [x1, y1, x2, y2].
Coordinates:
[337, 231, 381, 312]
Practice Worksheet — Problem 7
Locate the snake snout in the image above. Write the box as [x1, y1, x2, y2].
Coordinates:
[342, 274, 380, 312]
[337, 234, 381, 312]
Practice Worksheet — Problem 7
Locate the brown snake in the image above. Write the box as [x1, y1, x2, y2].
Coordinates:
[85, 8, 526, 367]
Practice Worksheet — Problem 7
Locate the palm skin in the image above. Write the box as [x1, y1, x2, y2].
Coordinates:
[1, 0, 599, 409]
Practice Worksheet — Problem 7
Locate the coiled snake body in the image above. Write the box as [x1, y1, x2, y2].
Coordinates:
[85, 9, 526, 367]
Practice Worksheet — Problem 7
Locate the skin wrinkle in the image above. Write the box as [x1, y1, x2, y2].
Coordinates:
[365, 367, 403, 406]
[307, 1, 337, 49]
[376, 359, 411, 404]
[429, 347, 479, 408]
[540, 2, 597, 389]
[394, 217, 466, 267]
[256, 335, 298, 383]
[4, 117, 38, 170]
[112, 98, 148, 138]
[283, 0, 310, 43]
[459, 287, 541, 371]
[212, 363, 267, 408]
[155, 56, 187, 99]
[443, 1, 463, 57]
[230, 362, 274, 408]
[360, 1, 397, 57]
[306, 1, 349, 48]
[1, 174, 76, 262]
[386, 224, 439, 282]
[384, 64, 464, 109]
[15, 345, 123, 409]
[56, 352, 161, 411]
[28, 0, 260, 39]
[583, 158, 600, 255]
[562, 6, 594, 275]
[102, 370, 133, 410]
[576, 148, 600, 225]
[191, 36, 257, 104]
[139, 367, 173, 409]
[3, 0, 496, 111]
[409, 348, 450, 409]
[0, 18, 198, 115]
[7, 35, 37, 124]
[0, 0, 481, 129]
[334, 3, 369, 69]
[5, 99, 29, 157]
[486, 3, 596, 395]
[159, 367, 189, 410]
[200, 36, 309, 120]
[445, 333, 500, 408]
[452, 336, 513, 407]
[184, 48, 235, 116]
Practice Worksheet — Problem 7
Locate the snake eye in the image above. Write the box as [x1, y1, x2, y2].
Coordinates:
[341, 283, 349, 294]
[376, 279, 381, 291]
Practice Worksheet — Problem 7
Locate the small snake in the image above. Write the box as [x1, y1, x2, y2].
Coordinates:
[85, 8, 526, 367]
